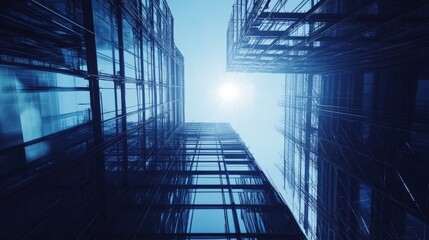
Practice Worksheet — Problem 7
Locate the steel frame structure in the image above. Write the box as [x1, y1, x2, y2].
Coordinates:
[0, 0, 184, 238]
[227, 0, 429, 239]
[227, 0, 429, 73]
[101, 122, 304, 238]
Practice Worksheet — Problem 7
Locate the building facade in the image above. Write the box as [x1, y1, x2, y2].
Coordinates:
[102, 122, 304, 238]
[0, 0, 184, 237]
[227, 0, 429, 239]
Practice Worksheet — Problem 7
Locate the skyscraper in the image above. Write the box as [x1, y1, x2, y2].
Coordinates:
[101, 122, 304, 239]
[227, 0, 429, 239]
[0, 0, 184, 237]
[0, 0, 304, 238]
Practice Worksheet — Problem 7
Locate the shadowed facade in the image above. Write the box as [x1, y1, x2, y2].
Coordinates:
[227, 0, 429, 239]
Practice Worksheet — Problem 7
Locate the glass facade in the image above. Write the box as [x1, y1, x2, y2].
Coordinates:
[227, 0, 429, 239]
[280, 72, 429, 240]
[281, 73, 429, 240]
[0, 0, 184, 238]
[103, 122, 304, 238]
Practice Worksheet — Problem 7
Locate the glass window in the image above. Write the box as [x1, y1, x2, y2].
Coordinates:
[232, 189, 274, 205]
[192, 162, 220, 171]
[229, 175, 264, 185]
[237, 208, 294, 234]
[196, 155, 220, 161]
[188, 209, 235, 233]
[193, 174, 227, 185]
[191, 189, 230, 204]
[226, 163, 253, 171]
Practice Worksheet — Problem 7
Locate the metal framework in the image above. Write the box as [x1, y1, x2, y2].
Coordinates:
[227, 0, 429, 73]
[279, 72, 429, 240]
[102, 122, 304, 238]
[0, 0, 184, 238]
[227, 0, 429, 239]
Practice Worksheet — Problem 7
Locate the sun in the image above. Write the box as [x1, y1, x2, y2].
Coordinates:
[218, 82, 239, 103]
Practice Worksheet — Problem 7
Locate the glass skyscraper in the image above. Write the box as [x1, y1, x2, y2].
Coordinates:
[227, 0, 429, 239]
[102, 122, 303, 238]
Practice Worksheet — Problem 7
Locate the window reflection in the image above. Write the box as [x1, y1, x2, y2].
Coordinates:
[0, 66, 90, 163]
[191, 189, 230, 204]
[188, 209, 234, 233]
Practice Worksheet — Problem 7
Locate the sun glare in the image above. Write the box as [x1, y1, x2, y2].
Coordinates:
[219, 82, 239, 103]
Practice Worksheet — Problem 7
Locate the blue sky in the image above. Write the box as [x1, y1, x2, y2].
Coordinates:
[167, 0, 286, 180]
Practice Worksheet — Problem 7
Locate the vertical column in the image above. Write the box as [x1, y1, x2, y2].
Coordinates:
[181, 60, 185, 123]
[152, 44, 158, 144]
[219, 135, 241, 235]
[303, 0, 315, 232]
[283, 74, 287, 188]
[115, 0, 129, 184]
[304, 74, 313, 231]
[83, 0, 102, 146]
[139, 1, 147, 164]
[82, 0, 106, 230]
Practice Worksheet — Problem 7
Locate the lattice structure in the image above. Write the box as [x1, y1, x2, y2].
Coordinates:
[227, 0, 429, 239]
[227, 0, 429, 73]
[0, 0, 184, 237]
[101, 123, 304, 238]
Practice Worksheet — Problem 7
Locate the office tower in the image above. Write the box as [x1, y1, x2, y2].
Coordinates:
[227, 0, 429, 239]
[102, 122, 304, 238]
[0, 0, 184, 237]
[0, 0, 304, 238]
